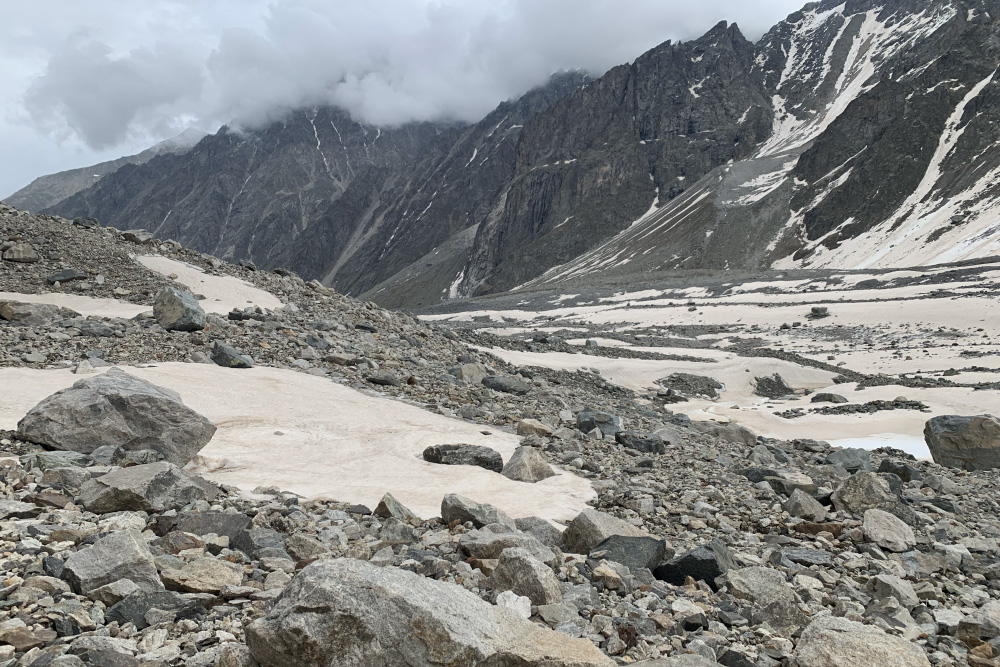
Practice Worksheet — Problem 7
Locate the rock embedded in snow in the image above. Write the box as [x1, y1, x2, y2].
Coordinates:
[211, 341, 255, 368]
[502, 445, 557, 482]
[792, 615, 930, 667]
[62, 530, 163, 596]
[811, 392, 848, 404]
[245, 558, 614, 667]
[924, 415, 1000, 471]
[17, 368, 216, 465]
[153, 287, 206, 331]
[563, 508, 647, 554]
[0, 301, 80, 326]
[423, 444, 503, 473]
[863, 508, 916, 553]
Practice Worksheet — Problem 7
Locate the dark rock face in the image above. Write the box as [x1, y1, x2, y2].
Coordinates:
[422, 444, 504, 473]
[654, 539, 735, 589]
[925, 415, 1000, 471]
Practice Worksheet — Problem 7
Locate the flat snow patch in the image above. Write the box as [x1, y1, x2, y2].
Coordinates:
[0, 364, 595, 522]
[0, 292, 148, 320]
[137, 256, 283, 314]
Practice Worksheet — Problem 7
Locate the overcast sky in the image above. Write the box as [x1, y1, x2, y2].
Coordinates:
[0, 0, 806, 200]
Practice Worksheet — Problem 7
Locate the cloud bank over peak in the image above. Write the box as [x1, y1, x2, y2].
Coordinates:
[18, 0, 806, 151]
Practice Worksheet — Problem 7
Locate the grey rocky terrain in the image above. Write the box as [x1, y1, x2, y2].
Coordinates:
[3, 201, 1000, 666]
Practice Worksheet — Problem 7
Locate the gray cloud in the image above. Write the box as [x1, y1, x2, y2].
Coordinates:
[3, 0, 805, 195]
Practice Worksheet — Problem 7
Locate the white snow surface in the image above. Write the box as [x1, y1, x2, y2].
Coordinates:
[0, 364, 595, 521]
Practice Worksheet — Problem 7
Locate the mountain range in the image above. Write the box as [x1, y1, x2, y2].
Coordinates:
[7, 0, 999, 308]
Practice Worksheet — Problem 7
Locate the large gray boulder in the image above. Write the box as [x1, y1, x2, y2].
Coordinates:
[0, 301, 80, 326]
[154, 287, 206, 332]
[487, 547, 562, 605]
[460, 528, 556, 565]
[62, 530, 163, 596]
[17, 368, 216, 465]
[441, 494, 516, 529]
[79, 462, 218, 513]
[831, 472, 916, 525]
[563, 508, 646, 554]
[925, 415, 1000, 471]
[792, 615, 930, 666]
[502, 446, 557, 483]
[245, 558, 613, 667]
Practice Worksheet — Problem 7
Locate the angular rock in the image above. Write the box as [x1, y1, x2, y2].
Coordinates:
[79, 462, 217, 513]
[514, 516, 564, 548]
[212, 341, 255, 368]
[792, 615, 930, 666]
[441, 494, 516, 529]
[754, 373, 794, 398]
[1, 242, 40, 262]
[460, 529, 556, 566]
[373, 493, 420, 524]
[863, 509, 916, 553]
[0, 301, 80, 326]
[867, 574, 918, 608]
[423, 444, 503, 473]
[959, 600, 1000, 643]
[154, 510, 251, 539]
[722, 566, 806, 634]
[62, 530, 163, 595]
[47, 268, 89, 284]
[161, 557, 244, 593]
[231, 528, 288, 559]
[591, 535, 672, 573]
[831, 472, 915, 524]
[502, 446, 557, 483]
[563, 508, 646, 554]
[691, 421, 757, 447]
[17, 368, 216, 465]
[245, 558, 613, 667]
[925, 415, 1000, 471]
[482, 375, 532, 395]
[576, 411, 623, 437]
[154, 287, 206, 331]
[783, 488, 827, 522]
[366, 370, 400, 386]
[516, 419, 553, 437]
[826, 448, 872, 473]
[487, 547, 562, 605]
[615, 431, 666, 454]
[106, 591, 206, 630]
[654, 539, 735, 590]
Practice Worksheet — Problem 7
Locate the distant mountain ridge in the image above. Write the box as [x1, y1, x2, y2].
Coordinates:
[35, 0, 1000, 306]
[4, 129, 205, 213]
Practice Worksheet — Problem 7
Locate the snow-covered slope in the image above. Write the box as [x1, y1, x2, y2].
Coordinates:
[523, 0, 1000, 290]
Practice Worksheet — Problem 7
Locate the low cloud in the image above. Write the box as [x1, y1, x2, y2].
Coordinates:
[21, 0, 805, 150]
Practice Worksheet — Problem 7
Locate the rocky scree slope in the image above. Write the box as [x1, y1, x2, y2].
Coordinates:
[4, 208, 1000, 664]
